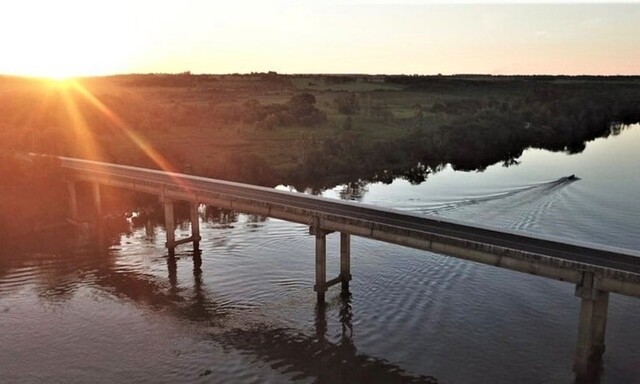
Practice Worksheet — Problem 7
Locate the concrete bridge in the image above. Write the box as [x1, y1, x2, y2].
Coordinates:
[58, 155, 640, 378]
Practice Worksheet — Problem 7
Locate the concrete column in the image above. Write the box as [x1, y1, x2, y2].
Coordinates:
[164, 199, 175, 251]
[67, 182, 78, 221]
[91, 182, 102, 218]
[190, 202, 201, 250]
[591, 292, 609, 357]
[91, 182, 106, 247]
[315, 232, 327, 303]
[574, 272, 609, 377]
[340, 232, 351, 292]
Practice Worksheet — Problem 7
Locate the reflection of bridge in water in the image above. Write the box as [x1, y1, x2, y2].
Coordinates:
[57, 155, 640, 379]
[116, 253, 439, 383]
[0, 245, 436, 383]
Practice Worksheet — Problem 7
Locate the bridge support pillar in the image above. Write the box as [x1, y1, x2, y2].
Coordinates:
[340, 233, 351, 293]
[190, 202, 201, 251]
[314, 231, 327, 303]
[164, 199, 176, 253]
[92, 182, 102, 218]
[66, 182, 78, 221]
[91, 182, 106, 247]
[574, 272, 609, 379]
[310, 224, 351, 302]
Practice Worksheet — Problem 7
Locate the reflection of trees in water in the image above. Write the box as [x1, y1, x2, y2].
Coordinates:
[301, 119, 636, 196]
[609, 122, 626, 136]
[338, 180, 369, 201]
[290, 114, 638, 193]
[203, 206, 238, 227]
[400, 162, 434, 185]
[127, 203, 260, 231]
[502, 156, 521, 168]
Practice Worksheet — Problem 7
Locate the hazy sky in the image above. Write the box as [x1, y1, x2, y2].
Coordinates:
[1, 1, 639, 77]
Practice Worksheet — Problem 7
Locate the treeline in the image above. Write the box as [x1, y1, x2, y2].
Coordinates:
[119, 71, 293, 88]
[386, 74, 640, 91]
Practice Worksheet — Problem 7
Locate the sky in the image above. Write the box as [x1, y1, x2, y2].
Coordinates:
[0, 1, 639, 78]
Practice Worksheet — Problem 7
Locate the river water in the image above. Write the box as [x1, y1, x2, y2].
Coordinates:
[1, 125, 640, 383]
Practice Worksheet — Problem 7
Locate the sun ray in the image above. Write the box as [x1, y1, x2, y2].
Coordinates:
[70, 82, 178, 173]
[59, 84, 104, 161]
[14, 77, 196, 189]
[65, 81, 195, 190]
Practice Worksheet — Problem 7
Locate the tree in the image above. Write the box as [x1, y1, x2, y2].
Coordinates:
[287, 93, 315, 118]
[287, 93, 327, 126]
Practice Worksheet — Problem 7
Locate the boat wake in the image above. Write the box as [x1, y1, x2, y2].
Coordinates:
[410, 175, 578, 216]
[396, 175, 579, 233]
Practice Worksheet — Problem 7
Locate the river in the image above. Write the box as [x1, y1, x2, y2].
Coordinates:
[1, 124, 639, 383]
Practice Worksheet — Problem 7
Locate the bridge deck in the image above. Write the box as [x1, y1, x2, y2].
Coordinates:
[59, 156, 640, 298]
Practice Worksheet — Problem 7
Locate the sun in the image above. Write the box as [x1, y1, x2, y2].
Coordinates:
[4, 41, 128, 80]
[43, 77, 77, 91]
[0, 1, 140, 79]
[36, 68, 80, 82]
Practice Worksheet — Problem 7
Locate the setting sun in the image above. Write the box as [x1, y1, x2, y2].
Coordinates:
[0, 0, 145, 78]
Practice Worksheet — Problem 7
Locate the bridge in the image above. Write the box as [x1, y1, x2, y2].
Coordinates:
[57, 155, 640, 378]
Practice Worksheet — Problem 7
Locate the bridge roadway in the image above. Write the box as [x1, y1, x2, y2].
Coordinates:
[58, 155, 640, 377]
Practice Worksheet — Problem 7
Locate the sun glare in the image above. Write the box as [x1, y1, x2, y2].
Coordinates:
[23, 73, 182, 179]
[0, 1, 141, 79]
[45, 77, 76, 88]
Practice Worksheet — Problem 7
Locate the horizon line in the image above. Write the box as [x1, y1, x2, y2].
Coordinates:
[2, 72, 640, 80]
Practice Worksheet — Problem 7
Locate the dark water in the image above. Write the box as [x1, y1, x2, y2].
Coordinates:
[2, 125, 640, 383]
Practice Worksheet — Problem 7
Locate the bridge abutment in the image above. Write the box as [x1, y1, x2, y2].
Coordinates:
[574, 272, 609, 378]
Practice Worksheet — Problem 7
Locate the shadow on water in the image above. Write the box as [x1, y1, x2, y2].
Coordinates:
[574, 363, 604, 384]
[136, 254, 407, 381]
[168, 253, 440, 383]
[214, 295, 438, 384]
